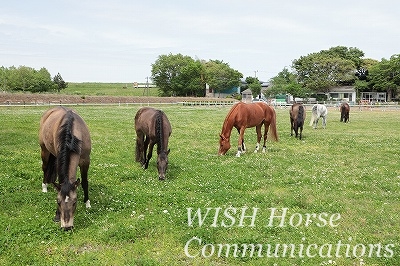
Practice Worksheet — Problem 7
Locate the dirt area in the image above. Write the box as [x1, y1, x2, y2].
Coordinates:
[0, 92, 236, 105]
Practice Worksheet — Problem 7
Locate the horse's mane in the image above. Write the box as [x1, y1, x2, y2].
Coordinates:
[221, 102, 241, 133]
[57, 110, 82, 195]
[155, 110, 164, 154]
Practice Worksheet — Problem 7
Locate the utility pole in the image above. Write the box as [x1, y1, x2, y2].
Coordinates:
[143, 77, 149, 96]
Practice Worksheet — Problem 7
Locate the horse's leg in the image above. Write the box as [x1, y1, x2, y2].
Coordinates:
[254, 124, 262, 153]
[294, 122, 299, 138]
[236, 128, 245, 157]
[299, 125, 303, 140]
[145, 141, 155, 169]
[290, 117, 294, 137]
[235, 128, 246, 153]
[262, 122, 268, 153]
[314, 117, 319, 129]
[142, 136, 150, 168]
[322, 116, 327, 128]
[135, 132, 145, 164]
[40, 147, 49, 192]
[40, 147, 56, 192]
[79, 161, 91, 208]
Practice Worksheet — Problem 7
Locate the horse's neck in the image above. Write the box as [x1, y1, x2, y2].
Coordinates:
[221, 117, 234, 138]
[221, 104, 241, 138]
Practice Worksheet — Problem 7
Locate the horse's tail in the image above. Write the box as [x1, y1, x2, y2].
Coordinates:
[269, 107, 279, 142]
[297, 105, 305, 127]
[57, 110, 82, 186]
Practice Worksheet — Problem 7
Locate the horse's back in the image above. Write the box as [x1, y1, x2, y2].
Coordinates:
[238, 102, 275, 127]
[290, 103, 305, 120]
[40, 107, 91, 156]
[135, 107, 171, 136]
[135, 107, 158, 135]
[312, 104, 327, 116]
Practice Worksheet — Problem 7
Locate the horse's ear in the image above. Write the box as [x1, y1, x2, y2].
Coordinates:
[53, 183, 61, 191]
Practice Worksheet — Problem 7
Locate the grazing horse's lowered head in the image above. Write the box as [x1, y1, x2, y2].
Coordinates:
[54, 180, 81, 230]
[39, 107, 91, 231]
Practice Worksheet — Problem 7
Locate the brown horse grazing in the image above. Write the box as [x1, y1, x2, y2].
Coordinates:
[290, 103, 306, 140]
[135, 107, 172, 180]
[340, 102, 350, 123]
[39, 107, 91, 231]
[218, 102, 278, 157]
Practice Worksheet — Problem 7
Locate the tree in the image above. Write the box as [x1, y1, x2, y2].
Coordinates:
[151, 53, 205, 96]
[203, 60, 242, 97]
[0, 65, 56, 92]
[244, 76, 262, 97]
[293, 53, 356, 93]
[268, 68, 308, 98]
[53, 72, 68, 92]
[368, 55, 400, 101]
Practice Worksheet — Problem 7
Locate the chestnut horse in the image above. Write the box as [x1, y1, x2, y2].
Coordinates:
[135, 107, 172, 180]
[340, 102, 350, 123]
[290, 103, 306, 140]
[218, 102, 278, 157]
[39, 107, 91, 230]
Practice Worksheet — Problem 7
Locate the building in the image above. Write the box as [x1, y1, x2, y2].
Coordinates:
[326, 86, 357, 104]
[205, 83, 240, 98]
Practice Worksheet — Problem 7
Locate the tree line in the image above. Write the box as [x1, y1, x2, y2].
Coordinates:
[151, 47, 400, 101]
[3, 46, 398, 101]
[268, 46, 400, 101]
[0, 66, 67, 93]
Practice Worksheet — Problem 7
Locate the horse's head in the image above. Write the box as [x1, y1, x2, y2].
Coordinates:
[55, 180, 80, 230]
[157, 149, 170, 180]
[218, 134, 230, 155]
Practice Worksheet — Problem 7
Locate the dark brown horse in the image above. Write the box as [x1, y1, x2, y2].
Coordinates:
[290, 103, 306, 140]
[135, 107, 172, 180]
[39, 107, 91, 230]
[218, 102, 278, 157]
[340, 102, 350, 123]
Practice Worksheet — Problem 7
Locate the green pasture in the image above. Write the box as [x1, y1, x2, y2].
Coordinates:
[65, 82, 159, 97]
[0, 104, 399, 265]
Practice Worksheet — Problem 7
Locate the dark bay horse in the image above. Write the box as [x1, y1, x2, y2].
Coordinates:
[290, 103, 306, 140]
[135, 107, 172, 180]
[309, 104, 328, 129]
[340, 102, 350, 123]
[218, 101, 278, 157]
[39, 107, 91, 230]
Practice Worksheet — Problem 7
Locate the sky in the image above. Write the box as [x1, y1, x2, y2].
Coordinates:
[1, 0, 399, 83]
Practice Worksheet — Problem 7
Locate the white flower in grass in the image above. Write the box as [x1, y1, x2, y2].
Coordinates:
[163, 209, 169, 214]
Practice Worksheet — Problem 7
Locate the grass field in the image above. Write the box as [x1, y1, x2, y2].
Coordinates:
[0, 104, 399, 265]
[65, 83, 160, 97]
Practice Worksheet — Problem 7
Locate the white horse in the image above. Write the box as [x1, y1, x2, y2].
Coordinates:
[309, 104, 328, 129]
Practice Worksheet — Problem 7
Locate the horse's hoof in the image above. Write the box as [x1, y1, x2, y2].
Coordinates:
[159, 176, 165, 181]
[85, 200, 91, 208]
[42, 183, 48, 193]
